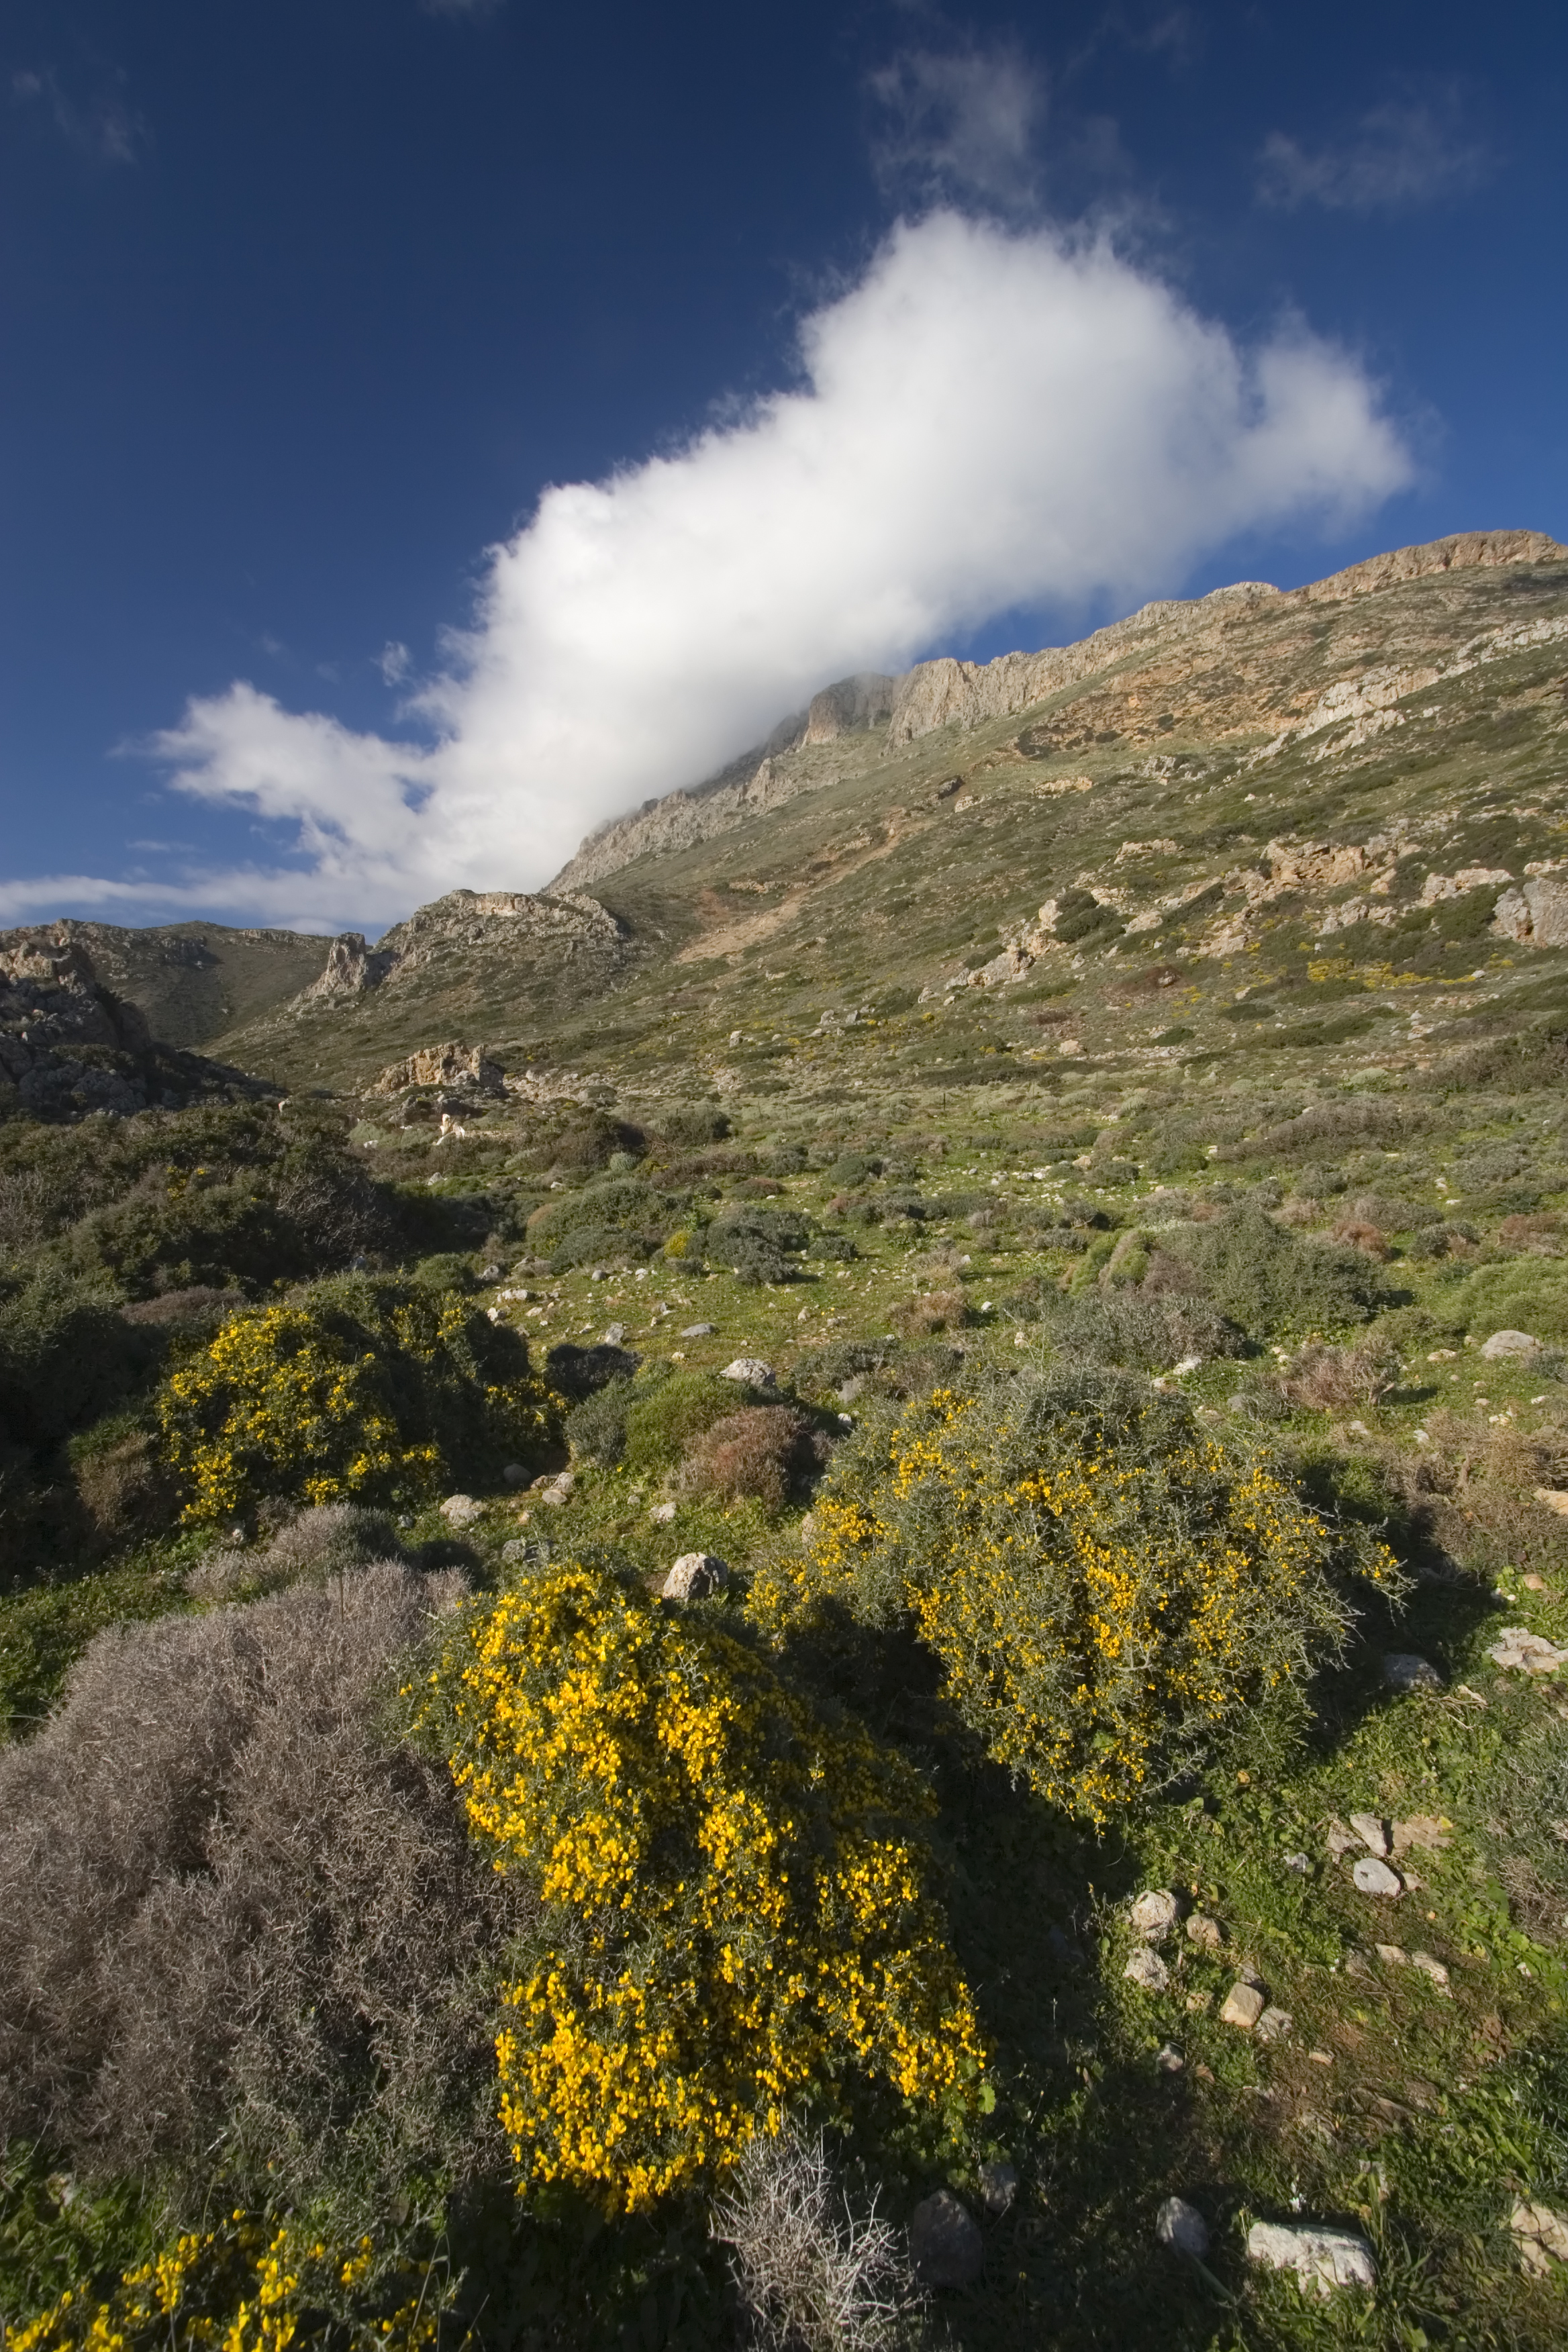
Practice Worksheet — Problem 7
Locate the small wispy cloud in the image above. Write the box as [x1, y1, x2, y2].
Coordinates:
[1258, 91, 1489, 215]
[11, 62, 146, 167]
[869, 38, 1044, 211]
[377, 641, 412, 686]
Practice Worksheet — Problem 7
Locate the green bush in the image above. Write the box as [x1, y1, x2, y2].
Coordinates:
[658, 1104, 731, 1148]
[1164, 1206, 1387, 1334]
[1444, 1261, 1568, 1345]
[705, 1206, 810, 1285]
[0, 1268, 151, 1449]
[564, 1377, 636, 1467]
[622, 1370, 754, 1475]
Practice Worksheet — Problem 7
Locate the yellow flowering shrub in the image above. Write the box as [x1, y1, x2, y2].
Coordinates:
[430, 1560, 987, 2212]
[11, 2212, 440, 2352]
[751, 1371, 1399, 1826]
[158, 1275, 559, 1522]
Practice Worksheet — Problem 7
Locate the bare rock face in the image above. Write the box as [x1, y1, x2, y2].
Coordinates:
[803, 672, 899, 743]
[1492, 877, 1568, 946]
[369, 1042, 505, 1097]
[1246, 2220, 1377, 2296]
[298, 932, 397, 999]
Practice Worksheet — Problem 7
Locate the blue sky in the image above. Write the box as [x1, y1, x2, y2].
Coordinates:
[3, 0, 1565, 934]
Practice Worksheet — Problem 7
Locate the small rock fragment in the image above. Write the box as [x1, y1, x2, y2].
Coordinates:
[1246, 2221, 1377, 2296]
[1349, 1812, 1391, 1857]
[501, 1463, 530, 1488]
[1255, 2006, 1293, 2044]
[721, 1357, 777, 1387]
[1510, 2200, 1568, 2273]
[1384, 1653, 1443, 1692]
[1391, 1815, 1452, 1857]
[909, 2190, 984, 2289]
[1130, 1888, 1181, 1943]
[648, 1500, 677, 1522]
[1220, 1981, 1266, 2030]
[662, 1551, 730, 1602]
[1326, 1818, 1362, 1857]
[1353, 1857, 1404, 1897]
[681, 1322, 716, 1337]
[603, 1322, 628, 1344]
[978, 2161, 1018, 2215]
[539, 1472, 575, 1508]
[1156, 2196, 1210, 2259]
[499, 1538, 538, 1567]
[1375, 1943, 1408, 1967]
[1533, 1489, 1568, 1517]
[439, 1493, 485, 1527]
[1186, 1912, 1224, 1953]
[1283, 1852, 1310, 1875]
[1124, 1949, 1170, 1993]
[1156, 2042, 1185, 2073]
[1481, 1329, 1539, 1359]
[1410, 1951, 1451, 1990]
[1489, 1626, 1568, 1674]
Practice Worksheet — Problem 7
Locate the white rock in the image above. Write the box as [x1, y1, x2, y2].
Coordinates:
[1124, 1948, 1170, 1993]
[1510, 2200, 1568, 2272]
[648, 1500, 677, 1523]
[439, 1494, 485, 1527]
[681, 1322, 716, 1336]
[1349, 1812, 1390, 1857]
[1220, 1981, 1266, 2030]
[1384, 1652, 1442, 1692]
[1246, 2221, 1377, 2296]
[1410, 1951, 1451, 1991]
[978, 2160, 1018, 2215]
[603, 1322, 628, 1344]
[721, 1357, 777, 1386]
[1156, 2197, 1210, 2259]
[1255, 2006, 1293, 2044]
[1534, 1488, 1568, 1516]
[1481, 1329, 1540, 1359]
[662, 1551, 730, 1602]
[1185, 1912, 1224, 1953]
[909, 2190, 984, 2289]
[1489, 1626, 1568, 1674]
[1155, 2043, 1185, 2073]
[1353, 1857, 1404, 1897]
[1129, 1888, 1181, 1943]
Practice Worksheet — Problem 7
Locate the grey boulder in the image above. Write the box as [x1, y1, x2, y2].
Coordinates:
[909, 2190, 984, 2289]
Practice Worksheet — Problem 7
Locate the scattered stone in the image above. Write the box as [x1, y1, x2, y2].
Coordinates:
[1326, 1818, 1363, 1858]
[1309, 2049, 1334, 2067]
[1490, 1626, 1568, 1673]
[439, 1493, 485, 1527]
[1283, 1853, 1311, 1875]
[1156, 2197, 1210, 2259]
[1410, 1951, 1451, 1990]
[1510, 2200, 1568, 2274]
[1391, 1815, 1452, 1857]
[1481, 1329, 1540, 1360]
[1384, 1652, 1443, 1692]
[1186, 1912, 1225, 1953]
[501, 1463, 530, 1488]
[1533, 1489, 1568, 1518]
[1375, 1943, 1408, 1966]
[499, 1538, 538, 1566]
[662, 1551, 730, 1602]
[1246, 2221, 1377, 2296]
[1255, 2006, 1293, 2044]
[720, 1357, 777, 1387]
[648, 1500, 677, 1523]
[1353, 1857, 1404, 1897]
[1124, 1949, 1170, 1993]
[1349, 1812, 1391, 1857]
[1130, 1888, 1181, 1943]
[978, 2161, 1018, 2215]
[1156, 2042, 1185, 2073]
[909, 2190, 984, 2290]
[539, 1472, 575, 1508]
[603, 1322, 628, 1344]
[681, 1322, 716, 1337]
[1220, 1981, 1266, 2031]
[1185, 1991, 1212, 2013]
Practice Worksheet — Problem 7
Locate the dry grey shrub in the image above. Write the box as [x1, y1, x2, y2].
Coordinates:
[1283, 1334, 1403, 1412]
[713, 2127, 920, 2352]
[0, 1562, 535, 2229]
[185, 1500, 405, 1601]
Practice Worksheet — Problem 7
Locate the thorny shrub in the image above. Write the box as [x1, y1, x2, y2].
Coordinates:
[158, 1277, 558, 1521]
[0, 1566, 532, 2239]
[675, 1406, 828, 1511]
[752, 1371, 1400, 1826]
[713, 2126, 920, 2352]
[426, 1559, 987, 2213]
[1283, 1334, 1404, 1412]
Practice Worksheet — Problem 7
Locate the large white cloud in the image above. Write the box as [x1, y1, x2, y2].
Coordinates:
[12, 207, 1412, 932]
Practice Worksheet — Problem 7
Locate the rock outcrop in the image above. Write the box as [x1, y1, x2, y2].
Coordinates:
[368, 1042, 505, 1097]
[284, 889, 628, 1013]
[0, 934, 266, 1119]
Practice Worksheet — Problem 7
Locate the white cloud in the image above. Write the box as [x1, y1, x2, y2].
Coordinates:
[11, 62, 146, 166]
[1259, 95, 1489, 214]
[76, 207, 1409, 931]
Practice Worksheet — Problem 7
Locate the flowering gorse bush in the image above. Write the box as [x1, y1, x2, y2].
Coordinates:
[158, 1276, 559, 1522]
[428, 1560, 986, 2212]
[11, 2210, 440, 2352]
[751, 1371, 1399, 1826]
